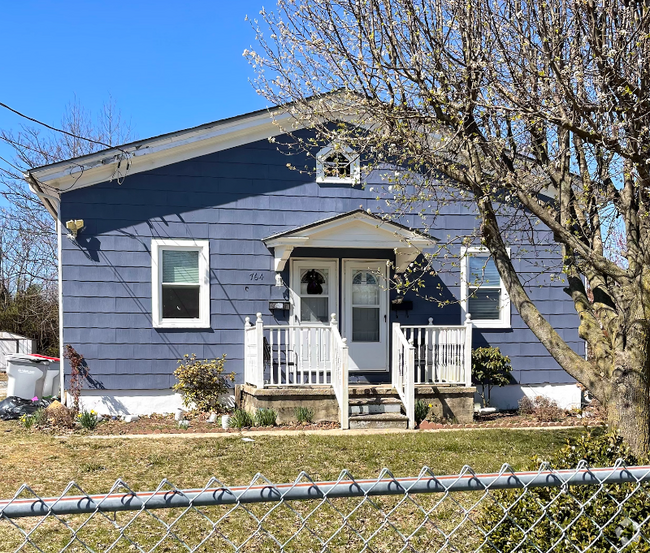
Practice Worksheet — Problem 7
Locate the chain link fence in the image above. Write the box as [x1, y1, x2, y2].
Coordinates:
[1, 460, 649, 552]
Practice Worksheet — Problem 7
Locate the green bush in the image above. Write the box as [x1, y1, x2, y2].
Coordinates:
[173, 354, 235, 413]
[229, 409, 253, 429]
[414, 399, 429, 425]
[254, 408, 277, 427]
[479, 431, 650, 552]
[472, 347, 512, 407]
[77, 410, 99, 430]
[294, 407, 314, 424]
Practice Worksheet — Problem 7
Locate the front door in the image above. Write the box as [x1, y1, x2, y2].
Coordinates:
[343, 260, 389, 371]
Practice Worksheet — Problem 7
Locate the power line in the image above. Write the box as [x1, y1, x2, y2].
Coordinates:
[0, 101, 129, 154]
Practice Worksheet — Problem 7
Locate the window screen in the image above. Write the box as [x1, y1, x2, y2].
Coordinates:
[161, 250, 200, 319]
[467, 256, 502, 321]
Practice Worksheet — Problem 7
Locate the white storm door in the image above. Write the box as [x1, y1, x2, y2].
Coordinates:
[343, 261, 389, 371]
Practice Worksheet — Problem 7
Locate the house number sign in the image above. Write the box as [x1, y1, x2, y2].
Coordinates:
[249, 272, 265, 281]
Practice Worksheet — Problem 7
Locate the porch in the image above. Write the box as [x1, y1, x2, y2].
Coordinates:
[242, 313, 475, 428]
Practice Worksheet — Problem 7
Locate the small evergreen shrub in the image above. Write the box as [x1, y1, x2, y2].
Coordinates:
[414, 399, 429, 425]
[77, 410, 99, 430]
[294, 407, 314, 424]
[173, 354, 235, 413]
[480, 431, 649, 552]
[471, 347, 512, 407]
[229, 408, 253, 429]
[254, 408, 277, 427]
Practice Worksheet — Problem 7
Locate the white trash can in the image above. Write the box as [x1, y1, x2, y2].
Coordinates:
[31, 355, 61, 398]
[6, 354, 50, 400]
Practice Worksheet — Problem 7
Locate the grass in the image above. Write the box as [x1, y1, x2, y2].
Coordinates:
[0, 426, 592, 552]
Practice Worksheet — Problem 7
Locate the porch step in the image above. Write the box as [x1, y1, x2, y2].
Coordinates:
[349, 412, 409, 430]
[349, 397, 402, 415]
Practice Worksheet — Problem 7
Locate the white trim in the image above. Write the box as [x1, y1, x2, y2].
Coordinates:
[57, 207, 65, 398]
[151, 238, 211, 329]
[289, 259, 339, 326]
[460, 246, 511, 329]
[342, 259, 390, 371]
[266, 211, 434, 273]
[27, 110, 298, 194]
[316, 143, 361, 184]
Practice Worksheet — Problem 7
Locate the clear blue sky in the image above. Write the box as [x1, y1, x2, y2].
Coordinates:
[0, 1, 271, 164]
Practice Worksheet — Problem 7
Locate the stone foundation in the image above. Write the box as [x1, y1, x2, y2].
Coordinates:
[237, 384, 340, 424]
[237, 383, 476, 426]
[416, 385, 476, 424]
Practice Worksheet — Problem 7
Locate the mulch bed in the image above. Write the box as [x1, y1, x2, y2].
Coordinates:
[89, 414, 340, 435]
[419, 403, 606, 430]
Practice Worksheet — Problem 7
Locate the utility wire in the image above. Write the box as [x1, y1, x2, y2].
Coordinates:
[0, 101, 129, 155]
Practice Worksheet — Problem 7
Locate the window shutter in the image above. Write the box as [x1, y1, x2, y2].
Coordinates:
[162, 251, 199, 284]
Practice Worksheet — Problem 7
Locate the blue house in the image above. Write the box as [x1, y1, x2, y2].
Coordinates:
[26, 103, 584, 428]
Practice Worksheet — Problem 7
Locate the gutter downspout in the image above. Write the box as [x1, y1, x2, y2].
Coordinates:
[26, 174, 64, 401]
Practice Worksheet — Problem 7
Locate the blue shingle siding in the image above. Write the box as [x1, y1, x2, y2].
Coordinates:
[60, 133, 584, 390]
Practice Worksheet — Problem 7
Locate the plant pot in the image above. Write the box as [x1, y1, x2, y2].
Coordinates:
[221, 415, 230, 429]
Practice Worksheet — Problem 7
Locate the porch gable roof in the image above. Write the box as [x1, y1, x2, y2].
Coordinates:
[263, 210, 437, 273]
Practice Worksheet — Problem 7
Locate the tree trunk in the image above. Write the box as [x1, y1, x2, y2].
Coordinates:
[609, 352, 650, 457]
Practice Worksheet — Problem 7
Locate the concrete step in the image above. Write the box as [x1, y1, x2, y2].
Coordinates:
[349, 397, 403, 415]
[349, 412, 409, 430]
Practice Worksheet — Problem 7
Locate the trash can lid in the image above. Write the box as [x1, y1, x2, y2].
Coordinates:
[30, 354, 60, 362]
[7, 354, 51, 364]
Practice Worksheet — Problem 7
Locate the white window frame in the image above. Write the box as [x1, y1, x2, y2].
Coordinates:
[315, 143, 361, 184]
[151, 238, 210, 329]
[460, 246, 511, 329]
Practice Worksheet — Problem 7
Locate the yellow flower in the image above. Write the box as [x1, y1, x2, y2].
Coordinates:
[428, 404, 433, 408]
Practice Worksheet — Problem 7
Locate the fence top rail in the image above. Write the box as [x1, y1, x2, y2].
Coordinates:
[2, 462, 649, 519]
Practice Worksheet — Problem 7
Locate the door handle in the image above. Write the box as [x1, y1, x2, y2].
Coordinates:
[384, 314, 387, 322]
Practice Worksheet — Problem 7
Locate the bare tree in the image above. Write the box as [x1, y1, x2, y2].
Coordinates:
[0, 97, 131, 352]
[248, 0, 650, 453]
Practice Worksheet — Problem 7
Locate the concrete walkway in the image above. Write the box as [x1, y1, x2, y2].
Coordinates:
[58, 424, 594, 440]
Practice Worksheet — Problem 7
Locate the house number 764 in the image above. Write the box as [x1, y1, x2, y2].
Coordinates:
[249, 272, 265, 281]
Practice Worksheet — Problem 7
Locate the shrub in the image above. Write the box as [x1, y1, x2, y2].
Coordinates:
[518, 395, 564, 422]
[77, 410, 99, 430]
[414, 399, 429, 425]
[294, 407, 314, 424]
[254, 408, 277, 427]
[229, 409, 253, 429]
[480, 431, 649, 552]
[173, 354, 235, 413]
[471, 347, 512, 407]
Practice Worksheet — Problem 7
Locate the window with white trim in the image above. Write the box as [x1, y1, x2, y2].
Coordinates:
[316, 144, 360, 184]
[151, 239, 210, 328]
[460, 247, 511, 328]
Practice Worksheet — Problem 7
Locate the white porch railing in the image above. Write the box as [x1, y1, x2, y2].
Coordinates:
[244, 313, 350, 429]
[399, 315, 473, 387]
[391, 323, 416, 429]
[330, 316, 349, 430]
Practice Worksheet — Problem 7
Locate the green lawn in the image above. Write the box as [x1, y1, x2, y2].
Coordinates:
[0, 427, 592, 552]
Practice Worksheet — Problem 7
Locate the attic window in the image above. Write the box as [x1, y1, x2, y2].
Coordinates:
[316, 144, 360, 184]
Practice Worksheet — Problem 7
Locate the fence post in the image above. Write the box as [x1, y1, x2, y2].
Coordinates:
[255, 313, 264, 388]
[464, 313, 473, 388]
